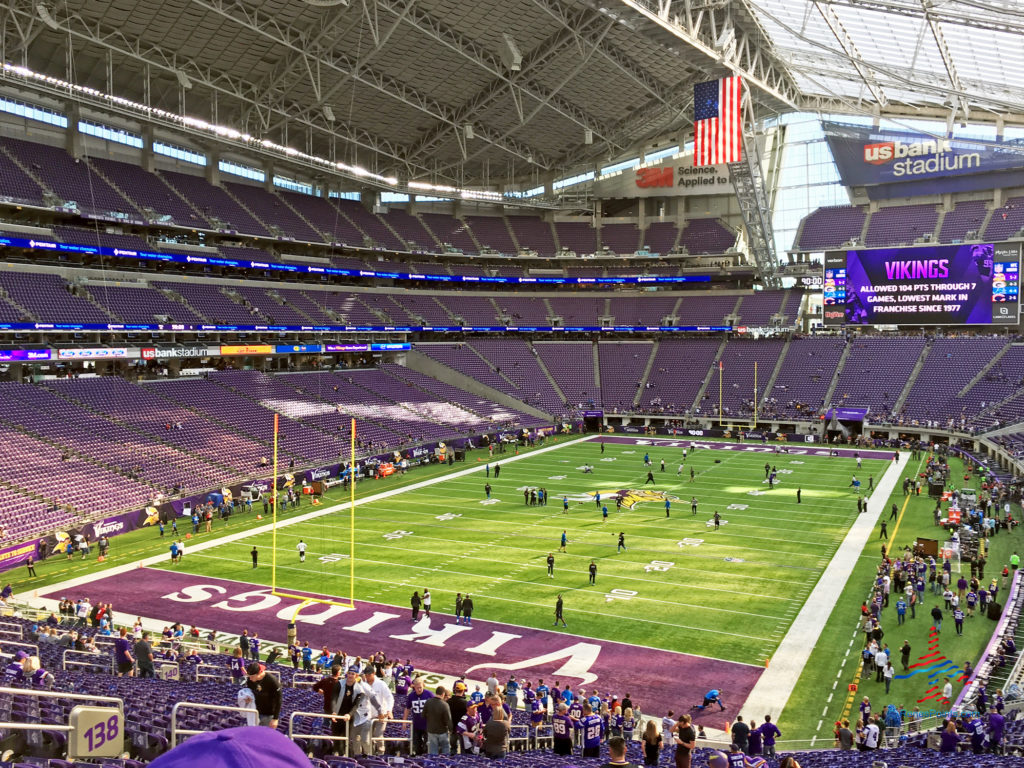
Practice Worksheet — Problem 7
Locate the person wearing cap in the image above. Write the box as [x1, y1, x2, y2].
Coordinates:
[448, 681, 469, 752]
[3, 650, 28, 683]
[313, 665, 344, 714]
[334, 666, 381, 755]
[146, 724, 310, 768]
[245, 661, 281, 728]
[505, 675, 520, 711]
[362, 664, 394, 755]
[458, 700, 482, 754]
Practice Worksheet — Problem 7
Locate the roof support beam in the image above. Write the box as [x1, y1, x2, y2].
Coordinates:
[617, 0, 802, 108]
[371, 0, 618, 151]
[403, 8, 619, 170]
[821, 0, 1024, 36]
[812, 1, 887, 107]
[920, 0, 969, 121]
[1, 2, 431, 178]
[188, 0, 554, 169]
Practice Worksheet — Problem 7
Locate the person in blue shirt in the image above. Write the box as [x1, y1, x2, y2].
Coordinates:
[536, 680, 549, 709]
[505, 676, 520, 711]
[470, 685, 484, 705]
[693, 689, 725, 711]
[561, 686, 574, 707]
[560, 531, 567, 552]
[665, 498, 671, 518]
[895, 597, 907, 625]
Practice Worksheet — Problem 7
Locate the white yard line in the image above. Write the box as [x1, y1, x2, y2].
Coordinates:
[739, 451, 910, 719]
[31, 436, 593, 600]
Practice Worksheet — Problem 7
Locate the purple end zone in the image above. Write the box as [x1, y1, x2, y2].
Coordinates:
[41, 569, 761, 719]
[594, 435, 895, 460]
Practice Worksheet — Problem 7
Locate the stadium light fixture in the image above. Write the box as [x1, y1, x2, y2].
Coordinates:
[0, 62, 538, 203]
[502, 33, 523, 72]
[322, 105, 335, 122]
[176, 70, 192, 90]
[584, 129, 594, 145]
[464, 124, 474, 140]
[36, 4, 60, 30]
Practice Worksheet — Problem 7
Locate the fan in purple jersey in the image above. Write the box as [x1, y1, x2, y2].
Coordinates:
[568, 696, 584, 720]
[552, 703, 574, 756]
[457, 702, 481, 754]
[528, 697, 546, 746]
[403, 677, 434, 756]
[3, 651, 28, 684]
[578, 702, 604, 758]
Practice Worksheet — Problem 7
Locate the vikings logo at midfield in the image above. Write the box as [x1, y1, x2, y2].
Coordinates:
[564, 489, 681, 510]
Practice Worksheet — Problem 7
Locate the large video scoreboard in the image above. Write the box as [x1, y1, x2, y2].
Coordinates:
[823, 242, 1020, 326]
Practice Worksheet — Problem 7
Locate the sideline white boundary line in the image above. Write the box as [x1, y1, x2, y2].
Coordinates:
[739, 450, 910, 719]
[33, 436, 593, 599]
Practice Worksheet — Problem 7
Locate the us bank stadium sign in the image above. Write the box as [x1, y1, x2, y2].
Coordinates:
[593, 152, 731, 199]
[823, 121, 1024, 197]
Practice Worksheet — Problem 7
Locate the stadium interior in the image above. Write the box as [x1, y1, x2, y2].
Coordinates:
[1, 0, 1024, 766]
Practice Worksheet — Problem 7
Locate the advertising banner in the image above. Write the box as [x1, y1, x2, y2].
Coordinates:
[0, 349, 51, 361]
[0, 539, 40, 573]
[140, 346, 218, 360]
[823, 122, 1024, 195]
[57, 347, 130, 360]
[220, 344, 275, 355]
[824, 243, 1020, 326]
[592, 153, 732, 199]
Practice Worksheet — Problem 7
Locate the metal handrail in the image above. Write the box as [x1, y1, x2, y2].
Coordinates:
[0, 640, 39, 658]
[170, 701, 258, 747]
[288, 710, 351, 756]
[291, 672, 322, 688]
[195, 663, 234, 682]
[62, 648, 114, 674]
[0, 685, 124, 735]
[0, 620, 23, 639]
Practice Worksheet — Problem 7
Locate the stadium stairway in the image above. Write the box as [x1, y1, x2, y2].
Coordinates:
[591, 341, 601, 395]
[632, 341, 660, 409]
[402, 351, 553, 421]
[893, 339, 932, 414]
[82, 158, 138, 218]
[958, 343, 1013, 397]
[758, 334, 792, 410]
[821, 339, 852, 408]
[529, 341, 568, 408]
[688, 336, 729, 413]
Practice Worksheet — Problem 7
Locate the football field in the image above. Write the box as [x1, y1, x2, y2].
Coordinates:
[156, 436, 891, 666]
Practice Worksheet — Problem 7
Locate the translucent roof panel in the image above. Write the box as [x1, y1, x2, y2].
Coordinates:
[746, 0, 1024, 115]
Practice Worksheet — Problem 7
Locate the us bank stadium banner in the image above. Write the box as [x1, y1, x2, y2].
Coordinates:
[823, 243, 1020, 326]
[823, 121, 1024, 199]
[593, 152, 732, 199]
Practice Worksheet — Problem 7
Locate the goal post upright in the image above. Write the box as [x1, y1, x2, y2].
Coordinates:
[349, 417, 356, 606]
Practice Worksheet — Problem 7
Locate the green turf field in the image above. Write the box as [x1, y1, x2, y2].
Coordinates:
[151, 437, 891, 666]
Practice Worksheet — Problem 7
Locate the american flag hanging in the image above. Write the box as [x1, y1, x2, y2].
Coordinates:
[693, 76, 744, 166]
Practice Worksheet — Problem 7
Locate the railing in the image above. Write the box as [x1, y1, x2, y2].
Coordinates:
[0, 640, 38, 658]
[169, 701, 257, 747]
[195, 663, 234, 683]
[291, 672, 322, 688]
[0, 686, 124, 748]
[0, 620, 24, 639]
[62, 648, 114, 674]
[508, 723, 553, 751]
[288, 710, 350, 755]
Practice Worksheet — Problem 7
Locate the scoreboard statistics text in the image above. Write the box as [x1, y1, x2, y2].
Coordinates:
[823, 243, 1019, 326]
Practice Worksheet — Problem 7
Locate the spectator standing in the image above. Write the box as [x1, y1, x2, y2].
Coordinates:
[641, 720, 662, 766]
[760, 715, 781, 758]
[114, 627, 134, 677]
[245, 662, 282, 728]
[134, 632, 155, 678]
[671, 714, 696, 768]
[482, 702, 509, 759]
[424, 686, 453, 755]
[404, 676, 434, 755]
[730, 715, 750, 753]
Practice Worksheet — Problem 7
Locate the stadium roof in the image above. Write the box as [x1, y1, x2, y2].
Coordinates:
[5, 0, 1024, 190]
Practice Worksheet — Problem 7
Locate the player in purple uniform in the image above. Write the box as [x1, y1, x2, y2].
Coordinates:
[403, 677, 434, 755]
[578, 702, 604, 758]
